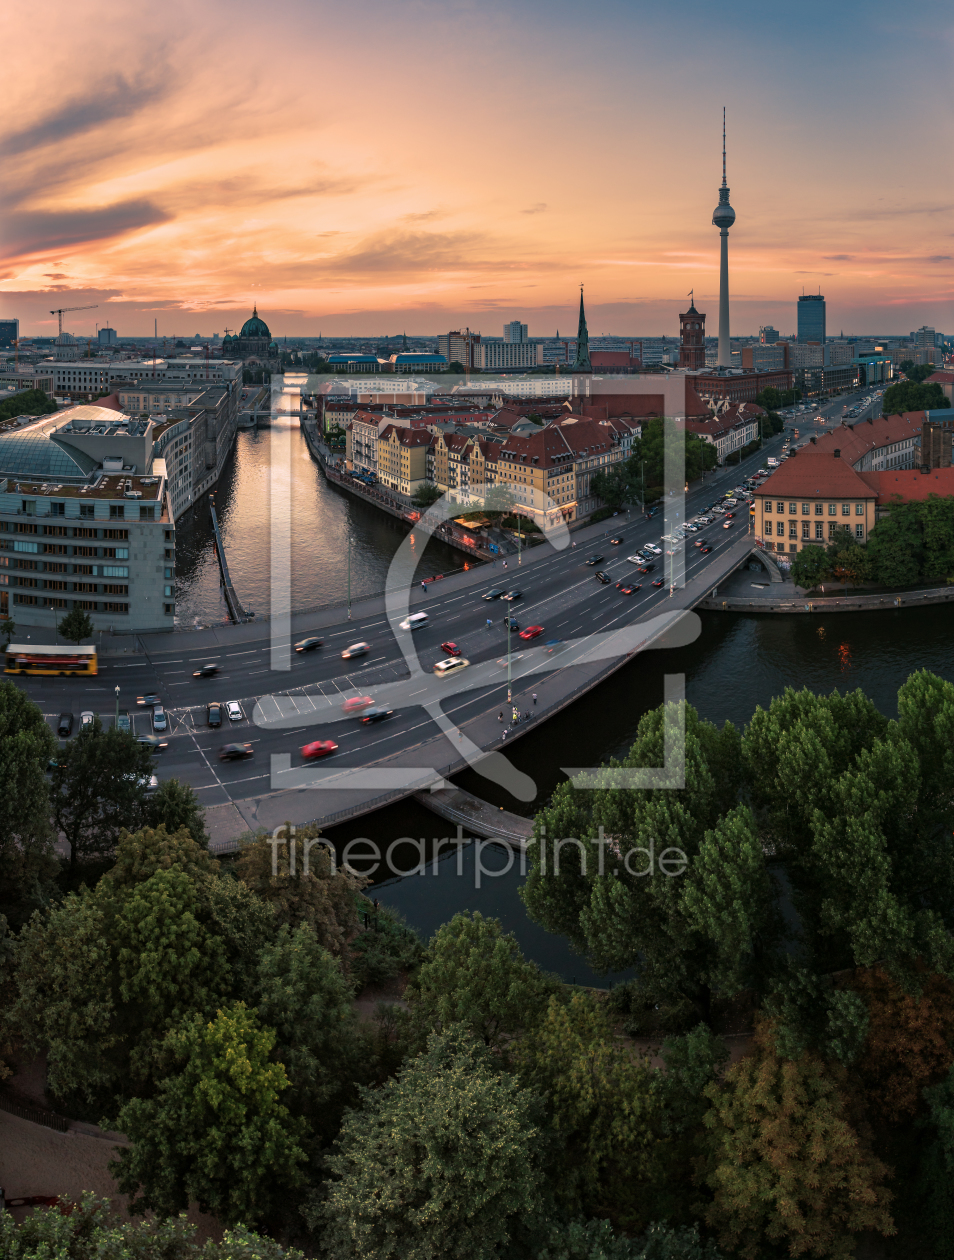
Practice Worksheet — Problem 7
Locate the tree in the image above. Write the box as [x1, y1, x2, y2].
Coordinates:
[756, 387, 782, 411]
[104, 823, 219, 889]
[0, 680, 58, 928]
[532, 1218, 725, 1260]
[904, 362, 936, 383]
[0, 1192, 305, 1259]
[111, 1003, 308, 1228]
[0, 387, 57, 424]
[235, 828, 365, 958]
[0, 617, 14, 649]
[867, 499, 925, 588]
[790, 543, 831, 590]
[411, 481, 442, 509]
[57, 605, 94, 644]
[254, 923, 359, 1142]
[517, 993, 660, 1233]
[851, 966, 954, 1122]
[702, 1024, 895, 1260]
[917, 1064, 954, 1258]
[882, 379, 947, 416]
[319, 1029, 547, 1260]
[50, 720, 155, 873]
[144, 777, 209, 845]
[523, 703, 753, 1023]
[7, 889, 119, 1104]
[591, 466, 633, 511]
[826, 528, 872, 590]
[407, 911, 557, 1052]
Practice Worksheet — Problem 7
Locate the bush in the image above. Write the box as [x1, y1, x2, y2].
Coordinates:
[350, 902, 424, 989]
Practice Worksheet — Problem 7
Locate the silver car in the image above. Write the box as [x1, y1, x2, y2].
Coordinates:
[226, 700, 243, 722]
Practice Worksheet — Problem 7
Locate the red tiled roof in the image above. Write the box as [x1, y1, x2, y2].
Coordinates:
[803, 412, 924, 466]
[868, 467, 954, 503]
[753, 451, 878, 498]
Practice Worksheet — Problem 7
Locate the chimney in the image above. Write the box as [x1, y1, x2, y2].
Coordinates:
[833, 448, 841, 458]
[789, 446, 797, 456]
[811, 436, 817, 444]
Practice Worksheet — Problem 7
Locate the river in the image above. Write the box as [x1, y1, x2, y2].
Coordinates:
[177, 428, 954, 982]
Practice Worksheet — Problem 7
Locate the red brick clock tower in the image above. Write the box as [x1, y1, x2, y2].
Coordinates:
[679, 294, 706, 369]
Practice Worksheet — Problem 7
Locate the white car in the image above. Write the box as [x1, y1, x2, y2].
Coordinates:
[627, 554, 645, 565]
[645, 544, 662, 555]
[80, 710, 95, 733]
[434, 657, 470, 676]
[225, 701, 243, 722]
[399, 613, 429, 631]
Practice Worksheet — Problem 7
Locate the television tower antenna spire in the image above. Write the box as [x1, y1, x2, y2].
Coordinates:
[712, 106, 736, 368]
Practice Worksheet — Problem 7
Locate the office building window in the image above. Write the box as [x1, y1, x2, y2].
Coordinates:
[801, 521, 810, 539]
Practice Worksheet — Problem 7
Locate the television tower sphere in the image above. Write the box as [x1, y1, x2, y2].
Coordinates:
[712, 193, 736, 230]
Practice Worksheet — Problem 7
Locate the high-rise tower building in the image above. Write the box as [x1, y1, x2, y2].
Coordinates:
[503, 320, 528, 343]
[679, 294, 706, 369]
[797, 295, 826, 344]
[712, 109, 736, 368]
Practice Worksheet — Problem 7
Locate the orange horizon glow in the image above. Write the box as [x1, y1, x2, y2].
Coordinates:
[1, 1, 952, 338]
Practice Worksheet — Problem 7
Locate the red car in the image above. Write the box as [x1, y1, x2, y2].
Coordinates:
[440, 641, 461, 656]
[724, 511, 736, 519]
[301, 740, 338, 759]
[519, 625, 544, 640]
[619, 584, 639, 595]
[652, 578, 665, 587]
[342, 695, 374, 714]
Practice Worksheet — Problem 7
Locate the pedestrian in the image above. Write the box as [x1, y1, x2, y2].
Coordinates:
[503, 729, 508, 740]
[532, 692, 537, 705]
[498, 711, 503, 721]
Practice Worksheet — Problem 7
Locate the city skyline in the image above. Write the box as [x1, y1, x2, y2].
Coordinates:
[1, 0, 952, 339]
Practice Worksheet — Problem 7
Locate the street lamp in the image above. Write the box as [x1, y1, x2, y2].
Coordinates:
[347, 526, 352, 620]
[114, 685, 120, 725]
[506, 616, 512, 704]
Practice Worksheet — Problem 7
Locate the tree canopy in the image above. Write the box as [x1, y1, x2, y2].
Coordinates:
[882, 379, 947, 415]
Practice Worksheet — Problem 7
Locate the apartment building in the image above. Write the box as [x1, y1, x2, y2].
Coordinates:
[682, 403, 762, 464]
[376, 425, 432, 497]
[0, 404, 175, 630]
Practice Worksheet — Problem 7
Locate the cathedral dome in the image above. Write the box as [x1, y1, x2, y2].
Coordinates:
[239, 306, 270, 339]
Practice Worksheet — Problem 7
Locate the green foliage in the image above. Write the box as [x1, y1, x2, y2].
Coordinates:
[702, 1027, 895, 1260]
[917, 1064, 954, 1257]
[104, 824, 219, 889]
[899, 361, 935, 383]
[408, 911, 557, 1051]
[867, 494, 954, 588]
[626, 418, 718, 492]
[763, 963, 870, 1065]
[50, 719, 156, 873]
[883, 378, 947, 415]
[349, 902, 424, 989]
[57, 605, 94, 643]
[756, 387, 800, 411]
[523, 703, 752, 1022]
[0, 680, 57, 928]
[111, 1003, 308, 1227]
[254, 923, 359, 1140]
[517, 993, 660, 1232]
[532, 1218, 725, 1260]
[790, 543, 830, 590]
[0, 387, 57, 424]
[319, 1028, 547, 1260]
[143, 777, 209, 845]
[411, 480, 442, 508]
[0, 1192, 305, 1259]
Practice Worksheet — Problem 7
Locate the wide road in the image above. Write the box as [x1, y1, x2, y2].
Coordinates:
[16, 425, 794, 832]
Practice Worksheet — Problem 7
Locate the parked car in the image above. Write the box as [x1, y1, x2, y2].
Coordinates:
[341, 642, 370, 660]
[219, 743, 253, 761]
[116, 712, 131, 733]
[80, 710, 95, 733]
[294, 637, 323, 652]
[57, 712, 74, 737]
[226, 700, 243, 722]
[207, 702, 223, 728]
[152, 705, 168, 734]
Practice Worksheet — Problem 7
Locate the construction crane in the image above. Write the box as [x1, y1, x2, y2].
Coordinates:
[49, 304, 98, 336]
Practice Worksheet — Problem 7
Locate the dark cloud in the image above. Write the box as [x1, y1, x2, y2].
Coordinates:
[317, 230, 491, 276]
[42, 272, 70, 278]
[824, 254, 853, 261]
[521, 203, 547, 215]
[0, 200, 170, 259]
[0, 73, 174, 158]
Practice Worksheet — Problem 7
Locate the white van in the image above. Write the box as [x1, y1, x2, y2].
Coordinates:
[399, 612, 429, 631]
[767, 457, 779, 467]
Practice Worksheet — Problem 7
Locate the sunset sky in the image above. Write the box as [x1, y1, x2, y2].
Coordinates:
[2, 0, 953, 339]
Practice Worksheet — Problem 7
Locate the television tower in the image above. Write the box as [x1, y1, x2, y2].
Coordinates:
[712, 108, 736, 368]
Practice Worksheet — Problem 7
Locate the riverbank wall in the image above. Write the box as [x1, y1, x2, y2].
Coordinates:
[697, 583, 954, 614]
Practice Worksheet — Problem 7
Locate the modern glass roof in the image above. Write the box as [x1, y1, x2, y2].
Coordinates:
[0, 416, 98, 479]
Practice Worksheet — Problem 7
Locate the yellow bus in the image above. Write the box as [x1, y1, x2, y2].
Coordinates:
[4, 644, 98, 676]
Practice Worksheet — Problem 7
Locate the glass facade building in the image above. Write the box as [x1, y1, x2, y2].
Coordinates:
[797, 295, 826, 344]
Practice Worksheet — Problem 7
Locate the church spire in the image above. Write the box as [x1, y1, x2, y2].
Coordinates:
[572, 284, 592, 373]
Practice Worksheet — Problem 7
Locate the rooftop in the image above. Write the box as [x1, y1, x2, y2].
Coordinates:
[753, 451, 878, 498]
